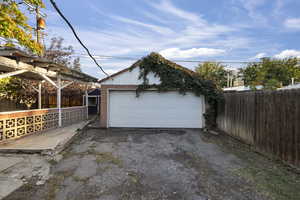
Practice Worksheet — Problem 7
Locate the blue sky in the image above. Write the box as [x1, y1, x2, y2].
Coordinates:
[39, 0, 300, 78]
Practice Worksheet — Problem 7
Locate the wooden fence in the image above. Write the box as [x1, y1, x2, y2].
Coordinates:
[217, 89, 300, 167]
[0, 92, 83, 112]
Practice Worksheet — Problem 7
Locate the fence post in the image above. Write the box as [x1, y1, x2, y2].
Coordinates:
[253, 91, 257, 146]
[85, 90, 88, 120]
[57, 75, 62, 127]
[38, 82, 42, 109]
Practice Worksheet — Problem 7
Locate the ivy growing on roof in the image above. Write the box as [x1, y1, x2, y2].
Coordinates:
[130, 52, 223, 128]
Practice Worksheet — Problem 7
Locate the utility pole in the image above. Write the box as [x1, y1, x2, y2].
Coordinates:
[22, 1, 46, 48]
[36, 6, 41, 45]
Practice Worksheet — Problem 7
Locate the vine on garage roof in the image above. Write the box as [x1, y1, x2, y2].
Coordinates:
[129, 52, 223, 129]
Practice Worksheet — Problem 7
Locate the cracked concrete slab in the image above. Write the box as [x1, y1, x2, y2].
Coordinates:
[0, 177, 23, 200]
[0, 121, 89, 154]
[0, 157, 23, 173]
[0, 121, 90, 199]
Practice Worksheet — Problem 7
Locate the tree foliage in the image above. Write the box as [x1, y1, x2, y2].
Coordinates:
[0, 77, 38, 108]
[195, 62, 228, 89]
[44, 37, 74, 66]
[44, 37, 81, 71]
[73, 57, 81, 72]
[0, 36, 82, 108]
[0, 2, 83, 109]
[130, 53, 223, 128]
[241, 57, 300, 90]
[0, 0, 44, 54]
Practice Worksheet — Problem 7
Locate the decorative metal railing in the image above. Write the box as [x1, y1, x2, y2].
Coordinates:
[0, 106, 87, 143]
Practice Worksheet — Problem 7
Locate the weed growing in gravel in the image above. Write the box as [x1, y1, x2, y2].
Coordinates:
[235, 166, 300, 200]
[72, 175, 90, 183]
[46, 170, 74, 200]
[201, 132, 300, 200]
[95, 152, 123, 167]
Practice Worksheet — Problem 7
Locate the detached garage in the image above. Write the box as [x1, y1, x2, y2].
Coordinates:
[99, 53, 219, 129]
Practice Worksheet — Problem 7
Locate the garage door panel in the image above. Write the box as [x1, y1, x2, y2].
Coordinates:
[109, 91, 204, 128]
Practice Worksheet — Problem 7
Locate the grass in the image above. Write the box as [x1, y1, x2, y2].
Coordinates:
[235, 165, 300, 200]
[47, 159, 58, 165]
[45, 170, 74, 200]
[72, 175, 90, 183]
[201, 131, 300, 200]
[95, 152, 123, 167]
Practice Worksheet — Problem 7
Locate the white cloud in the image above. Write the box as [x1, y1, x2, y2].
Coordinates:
[149, 0, 203, 24]
[111, 16, 174, 35]
[273, 0, 285, 17]
[251, 52, 267, 60]
[284, 18, 300, 29]
[159, 48, 225, 59]
[237, 0, 268, 24]
[44, 0, 263, 79]
[140, 11, 171, 25]
[274, 50, 300, 59]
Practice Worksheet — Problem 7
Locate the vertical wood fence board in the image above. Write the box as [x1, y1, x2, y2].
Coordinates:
[217, 89, 300, 167]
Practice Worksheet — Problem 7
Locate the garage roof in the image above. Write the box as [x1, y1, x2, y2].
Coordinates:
[99, 52, 196, 83]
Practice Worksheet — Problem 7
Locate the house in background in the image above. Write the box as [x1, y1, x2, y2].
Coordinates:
[98, 54, 208, 129]
[83, 88, 100, 115]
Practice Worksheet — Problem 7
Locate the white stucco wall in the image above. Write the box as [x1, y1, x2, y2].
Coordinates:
[101, 67, 161, 85]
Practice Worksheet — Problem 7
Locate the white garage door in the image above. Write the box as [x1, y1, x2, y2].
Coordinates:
[108, 91, 205, 128]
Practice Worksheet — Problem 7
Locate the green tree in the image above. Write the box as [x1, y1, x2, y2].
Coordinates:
[0, 77, 22, 101]
[240, 63, 262, 86]
[0, 77, 37, 109]
[195, 62, 228, 89]
[0, 0, 44, 54]
[241, 57, 300, 90]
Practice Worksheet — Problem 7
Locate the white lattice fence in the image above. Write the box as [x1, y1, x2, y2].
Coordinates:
[0, 106, 87, 143]
[61, 106, 87, 126]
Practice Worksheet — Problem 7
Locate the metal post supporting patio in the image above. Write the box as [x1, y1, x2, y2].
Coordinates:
[38, 82, 42, 109]
[85, 90, 89, 120]
[57, 76, 62, 127]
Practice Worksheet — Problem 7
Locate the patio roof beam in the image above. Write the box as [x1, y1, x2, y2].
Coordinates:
[61, 81, 74, 89]
[0, 69, 28, 79]
[0, 56, 57, 78]
[31, 85, 39, 93]
[0, 56, 99, 84]
[40, 74, 58, 88]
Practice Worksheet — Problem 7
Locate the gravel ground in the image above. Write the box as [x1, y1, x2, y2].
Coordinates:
[4, 127, 298, 200]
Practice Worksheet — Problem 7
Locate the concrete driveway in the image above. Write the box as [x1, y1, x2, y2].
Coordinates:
[4, 127, 296, 200]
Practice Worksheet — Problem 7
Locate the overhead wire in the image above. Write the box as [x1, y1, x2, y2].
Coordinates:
[49, 0, 109, 77]
[70, 53, 261, 64]
[48, 0, 299, 69]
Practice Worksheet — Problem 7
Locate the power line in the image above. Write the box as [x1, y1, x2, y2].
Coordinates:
[49, 0, 109, 77]
[71, 54, 261, 64]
